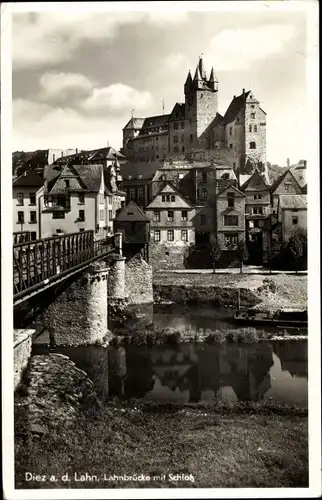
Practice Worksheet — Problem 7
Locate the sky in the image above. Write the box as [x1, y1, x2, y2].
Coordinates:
[11, 3, 314, 165]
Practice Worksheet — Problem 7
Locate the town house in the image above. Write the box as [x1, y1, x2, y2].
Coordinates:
[12, 169, 45, 242]
[145, 182, 195, 270]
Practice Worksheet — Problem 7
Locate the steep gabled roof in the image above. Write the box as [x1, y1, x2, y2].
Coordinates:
[217, 184, 246, 197]
[114, 200, 150, 222]
[270, 168, 301, 193]
[147, 181, 195, 209]
[122, 117, 145, 130]
[240, 169, 268, 190]
[279, 194, 307, 210]
[72, 164, 103, 192]
[222, 91, 250, 124]
[13, 168, 45, 188]
[120, 161, 163, 179]
[168, 103, 185, 122]
[139, 114, 171, 133]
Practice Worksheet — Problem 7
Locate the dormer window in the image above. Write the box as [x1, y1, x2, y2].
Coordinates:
[65, 180, 70, 188]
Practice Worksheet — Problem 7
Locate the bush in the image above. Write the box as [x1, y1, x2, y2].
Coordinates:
[205, 331, 226, 344]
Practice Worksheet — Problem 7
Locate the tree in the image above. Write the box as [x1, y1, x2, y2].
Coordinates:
[209, 234, 222, 274]
[237, 239, 249, 273]
[288, 228, 307, 273]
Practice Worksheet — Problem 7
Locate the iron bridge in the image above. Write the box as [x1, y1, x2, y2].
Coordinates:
[13, 230, 119, 306]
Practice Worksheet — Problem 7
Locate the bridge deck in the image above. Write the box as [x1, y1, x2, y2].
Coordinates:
[13, 230, 118, 304]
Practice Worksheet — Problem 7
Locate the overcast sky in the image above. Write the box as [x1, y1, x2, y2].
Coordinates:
[12, 4, 312, 165]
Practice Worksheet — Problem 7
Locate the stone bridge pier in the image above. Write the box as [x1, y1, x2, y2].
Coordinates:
[40, 261, 110, 347]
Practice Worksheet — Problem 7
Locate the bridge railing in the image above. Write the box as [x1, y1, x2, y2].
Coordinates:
[13, 230, 116, 297]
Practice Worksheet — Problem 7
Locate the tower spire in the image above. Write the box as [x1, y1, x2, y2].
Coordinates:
[199, 54, 206, 80]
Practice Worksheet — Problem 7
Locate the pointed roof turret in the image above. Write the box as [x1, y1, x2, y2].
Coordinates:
[185, 70, 192, 85]
[193, 65, 202, 82]
[184, 70, 193, 95]
[209, 66, 215, 83]
[198, 56, 207, 80]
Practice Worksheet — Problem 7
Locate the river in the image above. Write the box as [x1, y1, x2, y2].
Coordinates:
[32, 304, 308, 408]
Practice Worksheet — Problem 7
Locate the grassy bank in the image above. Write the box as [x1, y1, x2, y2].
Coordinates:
[154, 273, 307, 310]
[109, 327, 276, 346]
[15, 400, 308, 489]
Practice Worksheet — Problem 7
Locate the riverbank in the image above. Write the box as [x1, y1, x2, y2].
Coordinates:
[15, 399, 308, 489]
[153, 272, 307, 310]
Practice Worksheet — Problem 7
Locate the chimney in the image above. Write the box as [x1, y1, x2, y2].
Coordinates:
[76, 148, 78, 154]
[286, 158, 290, 168]
[107, 140, 109, 147]
[304, 160, 307, 167]
[242, 88, 245, 95]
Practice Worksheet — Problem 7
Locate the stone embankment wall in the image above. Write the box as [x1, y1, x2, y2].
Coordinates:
[14, 329, 33, 390]
[153, 284, 260, 308]
[16, 354, 100, 436]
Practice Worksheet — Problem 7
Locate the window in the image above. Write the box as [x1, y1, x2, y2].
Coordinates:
[253, 207, 263, 215]
[153, 211, 160, 222]
[182, 146, 185, 153]
[161, 174, 166, 181]
[17, 211, 24, 223]
[99, 193, 104, 204]
[174, 123, 178, 130]
[78, 193, 85, 204]
[181, 210, 187, 221]
[167, 211, 174, 222]
[109, 210, 113, 220]
[78, 210, 85, 221]
[178, 173, 184, 180]
[200, 188, 208, 200]
[53, 211, 65, 219]
[225, 234, 238, 248]
[53, 153, 56, 162]
[167, 230, 174, 241]
[171, 195, 175, 202]
[154, 230, 161, 242]
[249, 141, 256, 149]
[29, 193, 36, 205]
[30, 211, 37, 223]
[202, 172, 207, 183]
[254, 194, 262, 200]
[190, 134, 193, 143]
[129, 188, 135, 200]
[229, 144, 233, 149]
[250, 104, 255, 108]
[17, 193, 24, 206]
[138, 187, 144, 201]
[251, 113, 256, 119]
[100, 210, 105, 221]
[166, 195, 171, 202]
[227, 192, 235, 209]
[174, 146, 178, 153]
[292, 217, 298, 225]
[249, 125, 252, 132]
[65, 180, 70, 188]
[181, 230, 188, 241]
[79, 228, 85, 232]
[200, 214, 206, 225]
[108, 196, 113, 205]
[254, 125, 257, 132]
[224, 215, 238, 226]
[162, 195, 166, 202]
[229, 127, 232, 136]
[284, 182, 292, 191]
[30, 232, 37, 241]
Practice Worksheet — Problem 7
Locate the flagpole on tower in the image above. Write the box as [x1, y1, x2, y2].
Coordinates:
[162, 98, 164, 115]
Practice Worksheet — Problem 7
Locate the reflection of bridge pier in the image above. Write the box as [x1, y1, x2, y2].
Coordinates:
[272, 340, 308, 378]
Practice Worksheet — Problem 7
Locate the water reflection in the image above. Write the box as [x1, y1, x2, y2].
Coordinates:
[33, 340, 308, 408]
[107, 340, 307, 407]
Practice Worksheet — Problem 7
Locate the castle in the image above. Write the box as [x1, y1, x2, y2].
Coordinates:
[122, 56, 267, 174]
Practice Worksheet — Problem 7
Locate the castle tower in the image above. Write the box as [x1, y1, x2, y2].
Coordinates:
[184, 56, 219, 149]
